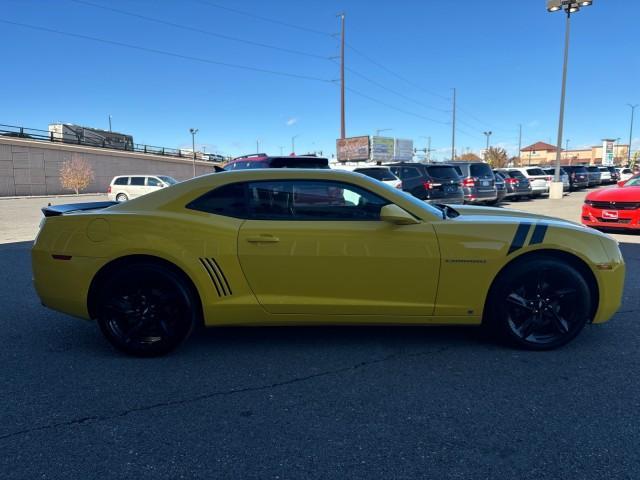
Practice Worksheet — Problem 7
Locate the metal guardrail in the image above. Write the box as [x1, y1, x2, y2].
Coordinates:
[0, 123, 227, 162]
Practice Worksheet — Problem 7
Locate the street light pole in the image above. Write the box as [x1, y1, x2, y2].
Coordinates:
[565, 138, 570, 160]
[108, 115, 112, 132]
[451, 87, 456, 161]
[483, 131, 492, 159]
[547, 0, 592, 199]
[291, 135, 299, 154]
[628, 104, 638, 164]
[517, 124, 522, 166]
[189, 128, 198, 177]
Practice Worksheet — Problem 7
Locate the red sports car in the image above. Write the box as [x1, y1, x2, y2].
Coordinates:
[582, 176, 640, 230]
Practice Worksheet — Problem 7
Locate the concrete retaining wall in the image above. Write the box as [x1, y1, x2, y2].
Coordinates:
[0, 137, 218, 196]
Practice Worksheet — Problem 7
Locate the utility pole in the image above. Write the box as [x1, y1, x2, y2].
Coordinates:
[291, 135, 299, 154]
[189, 128, 198, 177]
[108, 115, 112, 132]
[517, 124, 522, 166]
[451, 87, 456, 161]
[427, 136, 432, 162]
[628, 104, 638, 164]
[339, 13, 346, 139]
[256, 139, 260, 153]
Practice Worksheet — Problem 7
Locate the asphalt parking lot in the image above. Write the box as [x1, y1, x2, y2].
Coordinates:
[1, 189, 639, 479]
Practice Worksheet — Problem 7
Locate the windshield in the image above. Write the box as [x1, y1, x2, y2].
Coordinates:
[374, 179, 443, 218]
[158, 176, 178, 185]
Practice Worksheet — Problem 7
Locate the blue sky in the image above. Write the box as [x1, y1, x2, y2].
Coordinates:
[1, 0, 638, 159]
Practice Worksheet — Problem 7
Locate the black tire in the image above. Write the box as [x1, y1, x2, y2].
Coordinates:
[116, 193, 128, 202]
[96, 262, 197, 356]
[485, 256, 592, 350]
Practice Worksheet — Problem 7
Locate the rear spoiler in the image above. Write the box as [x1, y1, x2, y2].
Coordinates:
[42, 201, 119, 217]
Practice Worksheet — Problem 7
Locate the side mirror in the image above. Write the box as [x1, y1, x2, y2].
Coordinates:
[380, 204, 420, 225]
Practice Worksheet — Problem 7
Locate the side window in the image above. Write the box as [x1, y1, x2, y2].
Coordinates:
[401, 167, 421, 180]
[247, 180, 389, 221]
[186, 183, 248, 218]
[147, 177, 162, 187]
[113, 177, 128, 185]
[130, 177, 145, 186]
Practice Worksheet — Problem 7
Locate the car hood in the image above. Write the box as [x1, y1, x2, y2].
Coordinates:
[450, 204, 585, 229]
[586, 186, 640, 202]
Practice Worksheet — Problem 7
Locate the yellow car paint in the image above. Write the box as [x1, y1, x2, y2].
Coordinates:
[32, 169, 624, 330]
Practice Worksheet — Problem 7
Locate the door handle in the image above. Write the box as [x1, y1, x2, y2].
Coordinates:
[246, 235, 280, 243]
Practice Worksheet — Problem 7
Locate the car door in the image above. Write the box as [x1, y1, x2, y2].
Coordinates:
[128, 176, 146, 198]
[237, 179, 440, 316]
[146, 176, 164, 194]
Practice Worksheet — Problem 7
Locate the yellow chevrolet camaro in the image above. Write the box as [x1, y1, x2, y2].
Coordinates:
[32, 169, 625, 356]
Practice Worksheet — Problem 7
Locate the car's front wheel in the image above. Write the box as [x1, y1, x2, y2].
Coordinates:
[96, 262, 198, 356]
[486, 256, 592, 350]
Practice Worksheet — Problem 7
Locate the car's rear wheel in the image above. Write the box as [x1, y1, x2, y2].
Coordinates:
[116, 193, 128, 202]
[486, 257, 592, 350]
[96, 262, 197, 356]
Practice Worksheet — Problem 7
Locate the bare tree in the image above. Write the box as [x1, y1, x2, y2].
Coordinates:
[485, 147, 509, 168]
[60, 157, 94, 195]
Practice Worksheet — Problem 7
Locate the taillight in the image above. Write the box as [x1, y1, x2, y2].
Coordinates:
[462, 177, 475, 187]
[396, 181, 403, 189]
[423, 181, 433, 190]
[546, 176, 553, 181]
[505, 178, 518, 185]
[107, 186, 112, 193]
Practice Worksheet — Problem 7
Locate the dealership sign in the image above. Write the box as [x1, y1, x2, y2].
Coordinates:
[394, 138, 414, 161]
[336, 136, 370, 161]
[371, 136, 395, 161]
[602, 139, 615, 166]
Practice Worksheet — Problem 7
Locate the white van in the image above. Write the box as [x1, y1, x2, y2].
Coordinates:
[107, 175, 178, 202]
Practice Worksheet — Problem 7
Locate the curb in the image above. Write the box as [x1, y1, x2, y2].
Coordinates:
[0, 193, 107, 201]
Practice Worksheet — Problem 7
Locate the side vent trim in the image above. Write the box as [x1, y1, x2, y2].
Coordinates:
[199, 257, 232, 297]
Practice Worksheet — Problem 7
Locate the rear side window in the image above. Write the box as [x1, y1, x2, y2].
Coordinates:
[427, 166, 459, 179]
[396, 166, 422, 180]
[186, 183, 248, 218]
[130, 177, 145, 186]
[526, 168, 545, 176]
[354, 168, 397, 181]
[147, 177, 162, 187]
[470, 163, 493, 178]
[113, 177, 128, 185]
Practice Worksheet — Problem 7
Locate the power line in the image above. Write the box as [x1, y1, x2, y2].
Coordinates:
[342, 63, 450, 116]
[189, 0, 334, 37]
[345, 42, 450, 102]
[68, 0, 330, 60]
[0, 19, 334, 83]
[345, 86, 450, 125]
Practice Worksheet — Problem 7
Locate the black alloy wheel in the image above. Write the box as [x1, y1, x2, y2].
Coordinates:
[488, 257, 592, 350]
[96, 262, 197, 356]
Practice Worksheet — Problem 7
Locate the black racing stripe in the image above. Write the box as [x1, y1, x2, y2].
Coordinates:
[529, 223, 548, 245]
[508, 223, 532, 255]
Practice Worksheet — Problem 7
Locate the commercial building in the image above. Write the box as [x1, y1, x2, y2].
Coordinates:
[519, 141, 630, 166]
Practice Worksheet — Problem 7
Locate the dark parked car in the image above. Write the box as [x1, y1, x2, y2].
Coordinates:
[224, 153, 329, 170]
[562, 165, 589, 190]
[493, 171, 507, 205]
[607, 166, 620, 183]
[585, 166, 602, 187]
[386, 162, 464, 204]
[450, 162, 498, 204]
[495, 169, 533, 200]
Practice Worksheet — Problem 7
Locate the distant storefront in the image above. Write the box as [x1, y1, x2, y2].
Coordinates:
[519, 141, 629, 166]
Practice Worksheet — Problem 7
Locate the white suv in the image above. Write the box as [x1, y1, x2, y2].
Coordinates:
[108, 175, 178, 202]
[509, 167, 551, 196]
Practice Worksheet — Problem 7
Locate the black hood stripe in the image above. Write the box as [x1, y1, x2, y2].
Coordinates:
[529, 223, 548, 245]
[508, 223, 532, 255]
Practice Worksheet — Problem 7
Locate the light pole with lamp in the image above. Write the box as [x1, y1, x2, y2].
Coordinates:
[291, 135, 299, 155]
[189, 128, 198, 177]
[547, 0, 593, 199]
[483, 131, 492, 159]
